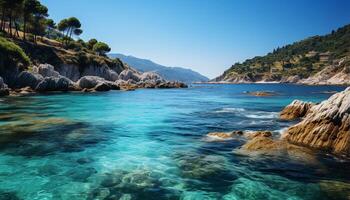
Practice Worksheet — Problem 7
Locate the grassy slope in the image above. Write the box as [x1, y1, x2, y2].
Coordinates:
[217, 24, 350, 81]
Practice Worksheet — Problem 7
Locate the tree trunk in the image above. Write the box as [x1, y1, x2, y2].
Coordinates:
[8, 12, 12, 36]
[23, 16, 27, 40]
[0, 8, 5, 31]
[15, 23, 20, 38]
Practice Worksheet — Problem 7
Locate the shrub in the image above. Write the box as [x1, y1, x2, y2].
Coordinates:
[0, 37, 31, 67]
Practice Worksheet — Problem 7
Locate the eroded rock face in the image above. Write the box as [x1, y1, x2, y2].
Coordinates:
[81, 64, 119, 81]
[298, 58, 350, 85]
[35, 64, 60, 78]
[280, 100, 315, 120]
[285, 87, 350, 155]
[280, 75, 300, 83]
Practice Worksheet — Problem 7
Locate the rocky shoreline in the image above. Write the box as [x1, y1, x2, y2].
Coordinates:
[0, 63, 187, 97]
[206, 87, 350, 157]
[207, 57, 350, 85]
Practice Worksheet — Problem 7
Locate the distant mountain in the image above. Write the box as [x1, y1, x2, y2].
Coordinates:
[109, 53, 209, 83]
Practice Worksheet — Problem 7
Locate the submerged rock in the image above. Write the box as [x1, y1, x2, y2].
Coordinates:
[234, 131, 318, 164]
[0, 191, 21, 200]
[319, 180, 350, 199]
[285, 87, 350, 155]
[280, 100, 315, 120]
[205, 131, 244, 141]
[246, 91, 277, 96]
[89, 169, 178, 200]
[174, 152, 230, 180]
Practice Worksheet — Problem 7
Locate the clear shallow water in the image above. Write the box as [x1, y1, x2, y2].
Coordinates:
[0, 84, 349, 200]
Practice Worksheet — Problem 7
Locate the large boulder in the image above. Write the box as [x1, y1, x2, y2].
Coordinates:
[118, 69, 141, 82]
[280, 100, 315, 120]
[35, 76, 71, 92]
[77, 76, 107, 89]
[0, 76, 9, 96]
[35, 64, 60, 78]
[139, 72, 164, 82]
[77, 76, 119, 91]
[16, 71, 44, 89]
[285, 87, 350, 155]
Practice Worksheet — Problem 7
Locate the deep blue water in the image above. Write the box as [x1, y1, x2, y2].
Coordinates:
[0, 84, 349, 200]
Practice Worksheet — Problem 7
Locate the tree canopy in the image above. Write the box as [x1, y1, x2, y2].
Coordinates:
[93, 42, 111, 56]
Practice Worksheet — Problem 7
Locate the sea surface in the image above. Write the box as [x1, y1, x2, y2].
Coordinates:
[0, 84, 349, 200]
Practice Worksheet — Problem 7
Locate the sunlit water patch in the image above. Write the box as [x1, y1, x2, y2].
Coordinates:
[0, 84, 349, 200]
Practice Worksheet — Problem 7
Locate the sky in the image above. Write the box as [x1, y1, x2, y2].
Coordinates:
[41, 0, 350, 79]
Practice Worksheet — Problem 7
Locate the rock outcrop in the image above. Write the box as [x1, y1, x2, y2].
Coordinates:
[246, 91, 277, 96]
[280, 75, 300, 83]
[280, 100, 315, 120]
[77, 76, 119, 92]
[118, 69, 141, 82]
[205, 131, 244, 141]
[298, 57, 350, 85]
[235, 131, 317, 164]
[285, 87, 350, 155]
[35, 64, 60, 78]
[16, 71, 44, 89]
[0, 61, 187, 95]
[35, 76, 72, 92]
[0, 77, 9, 96]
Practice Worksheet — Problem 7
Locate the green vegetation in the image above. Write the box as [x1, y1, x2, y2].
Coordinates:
[0, 0, 119, 72]
[221, 24, 350, 80]
[0, 36, 30, 67]
[93, 42, 111, 56]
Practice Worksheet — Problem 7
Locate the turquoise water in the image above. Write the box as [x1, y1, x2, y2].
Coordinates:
[0, 84, 349, 200]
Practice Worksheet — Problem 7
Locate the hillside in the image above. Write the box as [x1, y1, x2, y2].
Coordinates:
[214, 24, 350, 84]
[109, 53, 209, 83]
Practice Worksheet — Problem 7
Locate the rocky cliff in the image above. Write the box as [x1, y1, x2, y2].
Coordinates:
[213, 24, 350, 85]
[285, 87, 350, 155]
[0, 37, 187, 96]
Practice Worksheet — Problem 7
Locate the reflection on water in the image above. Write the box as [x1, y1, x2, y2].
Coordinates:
[0, 84, 349, 200]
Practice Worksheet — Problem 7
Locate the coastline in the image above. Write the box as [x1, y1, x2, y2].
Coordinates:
[193, 81, 350, 86]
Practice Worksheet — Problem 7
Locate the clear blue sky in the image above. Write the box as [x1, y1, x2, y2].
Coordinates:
[41, 0, 350, 78]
